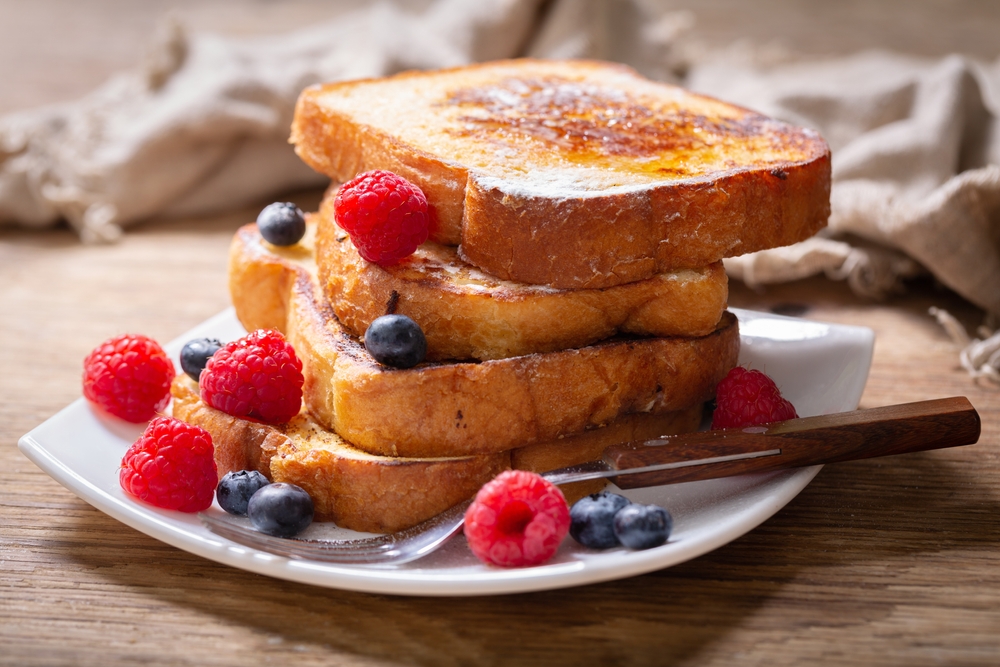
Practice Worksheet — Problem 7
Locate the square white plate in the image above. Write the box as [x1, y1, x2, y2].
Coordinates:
[19, 307, 874, 596]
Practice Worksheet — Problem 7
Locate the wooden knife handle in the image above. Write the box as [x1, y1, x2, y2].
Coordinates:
[603, 397, 981, 490]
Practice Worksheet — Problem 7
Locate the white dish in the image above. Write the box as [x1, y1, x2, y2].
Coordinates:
[19, 308, 874, 597]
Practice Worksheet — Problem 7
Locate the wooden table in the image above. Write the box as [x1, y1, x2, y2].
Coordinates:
[3, 2, 999, 665]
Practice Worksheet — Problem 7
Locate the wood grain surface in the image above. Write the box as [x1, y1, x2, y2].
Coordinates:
[2, 2, 999, 666]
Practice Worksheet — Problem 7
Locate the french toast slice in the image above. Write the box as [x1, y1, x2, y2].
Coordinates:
[172, 375, 704, 531]
[171, 376, 507, 533]
[291, 58, 830, 289]
[314, 192, 728, 361]
[229, 221, 740, 458]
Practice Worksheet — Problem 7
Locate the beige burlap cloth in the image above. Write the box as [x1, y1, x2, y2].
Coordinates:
[2, 0, 998, 376]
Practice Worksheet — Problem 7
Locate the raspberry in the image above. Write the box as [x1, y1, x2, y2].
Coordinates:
[119, 416, 218, 512]
[464, 470, 570, 567]
[711, 367, 798, 429]
[333, 170, 430, 265]
[82, 333, 176, 423]
[199, 329, 303, 424]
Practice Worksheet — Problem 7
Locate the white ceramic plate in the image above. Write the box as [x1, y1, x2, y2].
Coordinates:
[19, 308, 874, 597]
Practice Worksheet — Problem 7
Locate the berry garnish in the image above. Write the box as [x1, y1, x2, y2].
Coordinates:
[464, 470, 570, 567]
[216, 470, 270, 516]
[83, 333, 175, 423]
[180, 337, 222, 381]
[569, 491, 631, 549]
[247, 483, 314, 537]
[613, 504, 672, 549]
[333, 170, 430, 265]
[199, 329, 303, 424]
[119, 416, 218, 512]
[711, 367, 798, 430]
[257, 202, 306, 246]
[364, 314, 427, 368]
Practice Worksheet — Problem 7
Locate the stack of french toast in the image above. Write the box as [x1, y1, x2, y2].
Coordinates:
[172, 59, 830, 534]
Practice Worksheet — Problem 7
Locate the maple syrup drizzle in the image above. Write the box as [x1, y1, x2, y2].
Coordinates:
[442, 76, 780, 174]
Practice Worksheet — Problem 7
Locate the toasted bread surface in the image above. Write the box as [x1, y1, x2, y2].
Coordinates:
[172, 376, 703, 529]
[314, 198, 728, 361]
[171, 376, 507, 533]
[292, 59, 830, 288]
[230, 223, 740, 458]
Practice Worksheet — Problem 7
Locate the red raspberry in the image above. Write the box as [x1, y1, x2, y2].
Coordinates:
[120, 416, 218, 512]
[333, 170, 430, 265]
[464, 470, 570, 567]
[82, 334, 175, 423]
[199, 329, 303, 424]
[711, 367, 798, 429]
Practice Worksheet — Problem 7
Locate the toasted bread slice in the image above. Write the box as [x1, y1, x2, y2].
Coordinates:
[171, 376, 507, 533]
[229, 222, 740, 458]
[314, 195, 728, 361]
[291, 59, 830, 288]
[173, 376, 704, 530]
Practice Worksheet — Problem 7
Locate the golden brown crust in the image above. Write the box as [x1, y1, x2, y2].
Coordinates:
[291, 58, 830, 288]
[313, 194, 729, 361]
[459, 156, 831, 288]
[171, 377, 285, 479]
[172, 377, 704, 531]
[331, 314, 738, 458]
[272, 445, 505, 534]
[171, 376, 508, 533]
[229, 223, 740, 458]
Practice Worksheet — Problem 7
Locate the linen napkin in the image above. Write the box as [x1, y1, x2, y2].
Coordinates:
[688, 50, 1000, 316]
[685, 49, 1000, 382]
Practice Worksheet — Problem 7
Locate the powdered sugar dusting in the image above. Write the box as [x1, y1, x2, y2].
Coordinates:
[472, 167, 729, 200]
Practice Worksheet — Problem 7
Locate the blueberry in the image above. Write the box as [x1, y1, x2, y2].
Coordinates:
[569, 492, 631, 549]
[180, 337, 222, 381]
[364, 314, 427, 368]
[613, 503, 672, 550]
[257, 202, 306, 246]
[247, 483, 314, 537]
[215, 470, 270, 516]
